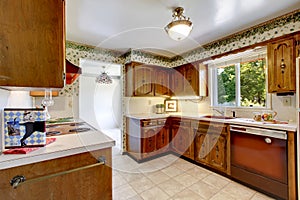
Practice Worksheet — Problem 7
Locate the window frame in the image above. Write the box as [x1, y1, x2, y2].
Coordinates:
[210, 57, 270, 109]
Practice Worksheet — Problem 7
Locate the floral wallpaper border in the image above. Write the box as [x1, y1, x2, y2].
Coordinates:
[66, 41, 126, 67]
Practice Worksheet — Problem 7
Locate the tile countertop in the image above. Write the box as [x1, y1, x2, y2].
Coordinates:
[0, 129, 115, 170]
[126, 113, 297, 132]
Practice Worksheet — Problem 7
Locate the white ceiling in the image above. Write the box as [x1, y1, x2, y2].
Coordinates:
[66, 0, 300, 58]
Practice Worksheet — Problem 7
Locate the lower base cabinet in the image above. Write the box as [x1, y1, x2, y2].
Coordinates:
[0, 148, 112, 200]
[125, 116, 296, 199]
[193, 121, 229, 174]
[170, 118, 194, 160]
[126, 118, 169, 161]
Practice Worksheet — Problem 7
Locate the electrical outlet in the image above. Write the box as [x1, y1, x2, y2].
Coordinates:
[148, 100, 151, 105]
[282, 97, 291, 106]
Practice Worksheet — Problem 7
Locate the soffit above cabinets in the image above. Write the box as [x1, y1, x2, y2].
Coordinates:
[66, 0, 300, 58]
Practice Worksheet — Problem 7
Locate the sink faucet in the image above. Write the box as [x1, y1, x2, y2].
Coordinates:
[213, 108, 225, 116]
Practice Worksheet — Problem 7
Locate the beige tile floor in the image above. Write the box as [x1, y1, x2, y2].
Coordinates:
[111, 150, 275, 200]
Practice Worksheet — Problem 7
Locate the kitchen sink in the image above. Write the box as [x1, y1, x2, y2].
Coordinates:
[202, 115, 234, 120]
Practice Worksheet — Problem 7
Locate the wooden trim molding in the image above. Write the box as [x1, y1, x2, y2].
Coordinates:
[287, 131, 297, 199]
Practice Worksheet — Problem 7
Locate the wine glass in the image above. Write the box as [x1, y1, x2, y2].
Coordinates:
[41, 89, 54, 119]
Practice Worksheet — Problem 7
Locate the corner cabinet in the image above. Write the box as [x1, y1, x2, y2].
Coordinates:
[193, 121, 230, 174]
[267, 37, 295, 93]
[0, 149, 112, 200]
[0, 0, 65, 88]
[126, 117, 170, 161]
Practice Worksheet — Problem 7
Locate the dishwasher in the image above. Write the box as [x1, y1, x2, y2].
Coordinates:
[230, 125, 288, 199]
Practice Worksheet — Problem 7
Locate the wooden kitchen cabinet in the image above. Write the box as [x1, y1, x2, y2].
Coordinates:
[294, 33, 300, 58]
[134, 65, 154, 96]
[0, 148, 112, 200]
[184, 63, 199, 95]
[170, 66, 185, 95]
[126, 117, 170, 161]
[267, 37, 296, 93]
[0, 0, 65, 88]
[209, 133, 227, 171]
[194, 127, 209, 164]
[170, 118, 194, 160]
[193, 121, 229, 173]
[154, 67, 170, 96]
[169, 61, 208, 97]
[156, 119, 170, 151]
[125, 62, 170, 97]
[142, 127, 157, 153]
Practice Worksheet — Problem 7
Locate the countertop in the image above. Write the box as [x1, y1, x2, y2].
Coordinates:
[0, 125, 115, 170]
[126, 113, 297, 132]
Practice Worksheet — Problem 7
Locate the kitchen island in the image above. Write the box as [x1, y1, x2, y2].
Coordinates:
[0, 123, 115, 200]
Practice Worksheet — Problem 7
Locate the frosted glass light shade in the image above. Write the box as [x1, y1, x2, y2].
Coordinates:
[165, 20, 193, 41]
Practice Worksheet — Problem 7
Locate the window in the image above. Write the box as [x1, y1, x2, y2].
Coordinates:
[210, 48, 267, 108]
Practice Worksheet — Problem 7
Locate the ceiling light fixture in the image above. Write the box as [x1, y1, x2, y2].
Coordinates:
[165, 7, 193, 41]
[95, 66, 113, 84]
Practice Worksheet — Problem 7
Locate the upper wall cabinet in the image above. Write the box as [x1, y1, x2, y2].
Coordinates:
[294, 33, 300, 58]
[125, 62, 154, 97]
[125, 61, 208, 97]
[125, 62, 170, 97]
[171, 62, 208, 97]
[0, 0, 65, 88]
[154, 67, 170, 96]
[267, 37, 295, 93]
[134, 65, 154, 96]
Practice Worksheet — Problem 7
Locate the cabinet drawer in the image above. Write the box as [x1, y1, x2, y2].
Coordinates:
[157, 119, 167, 125]
[198, 122, 227, 134]
[172, 119, 191, 127]
[141, 120, 157, 127]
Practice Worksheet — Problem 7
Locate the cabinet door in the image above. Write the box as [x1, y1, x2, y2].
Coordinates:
[170, 68, 185, 96]
[142, 128, 156, 153]
[155, 68, 170, 96]
[267, 38, 295, 92]
[171, 125, 193, 159]
[184, 64, 199, 96]
[156, 126, 169, 151]
[0, 149, 112, 200]
[0, 0, 65, 88]
[194, 130, 209, 164]
[209, 133, 227, 172]
[134, 66, 154, 96]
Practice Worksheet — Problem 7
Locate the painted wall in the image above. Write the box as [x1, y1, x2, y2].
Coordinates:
[79, 76, 121, 130]
[79, 60, 122, 130]
[34, 95, 79, 119]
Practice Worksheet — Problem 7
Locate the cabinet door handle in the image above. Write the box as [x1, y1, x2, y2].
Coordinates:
[265, 137, 272, 144]
[10, 175, 25, 189]
[10, 156, 106, 189]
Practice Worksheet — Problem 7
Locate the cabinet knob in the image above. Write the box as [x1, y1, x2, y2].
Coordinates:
[10, 175, 26, 189]
[265, 137, 272, 144]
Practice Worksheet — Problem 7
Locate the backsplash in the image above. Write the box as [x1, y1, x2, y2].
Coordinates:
[124, 94, 296, 122]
